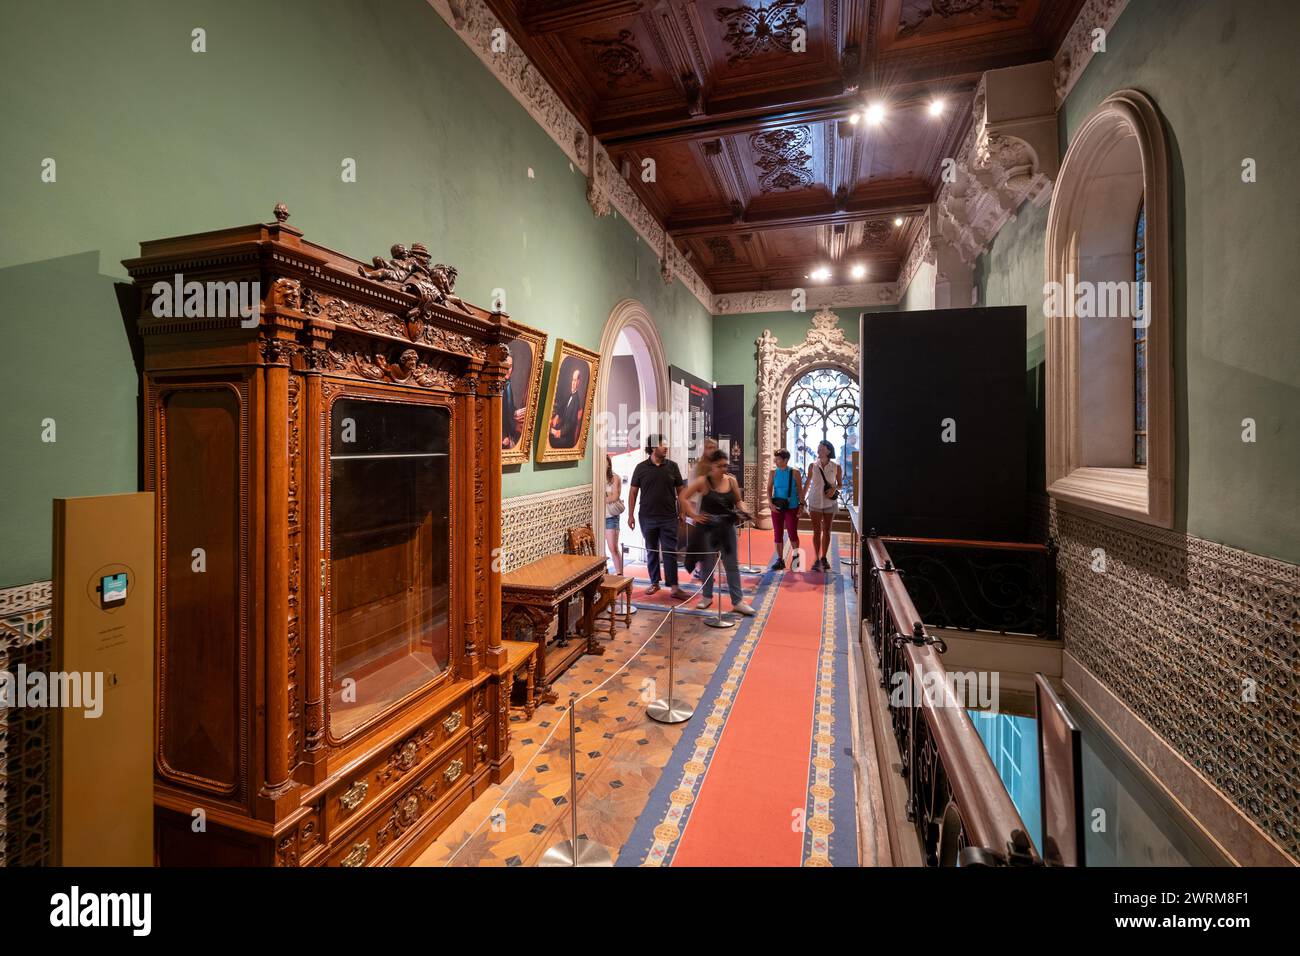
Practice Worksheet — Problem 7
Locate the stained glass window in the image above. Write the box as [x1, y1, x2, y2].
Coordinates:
[1134, 200, 1148, 467]
[783, 367, 860, 488]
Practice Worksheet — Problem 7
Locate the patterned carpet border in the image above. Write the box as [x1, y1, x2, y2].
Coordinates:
[801, 536, 858, 866]
[619, 535, 858, 867]
[616, 565, 784, 866]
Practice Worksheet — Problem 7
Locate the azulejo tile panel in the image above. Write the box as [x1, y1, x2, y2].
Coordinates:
[1049, 502, 1300, 860]
[0, 580, 54, 866]
[500, 485, 594, 573]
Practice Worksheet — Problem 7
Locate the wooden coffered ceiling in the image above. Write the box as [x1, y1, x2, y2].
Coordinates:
[484, 0, 1086, 293]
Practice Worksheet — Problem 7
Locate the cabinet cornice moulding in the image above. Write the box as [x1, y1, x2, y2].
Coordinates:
[426, 0, 714, 310]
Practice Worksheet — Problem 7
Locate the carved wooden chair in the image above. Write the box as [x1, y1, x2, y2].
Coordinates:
[565, 525, 634, 638]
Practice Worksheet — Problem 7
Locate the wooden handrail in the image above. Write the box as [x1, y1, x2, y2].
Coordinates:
[866, 534, 1040, 865]
[881, 535, 1050, 553]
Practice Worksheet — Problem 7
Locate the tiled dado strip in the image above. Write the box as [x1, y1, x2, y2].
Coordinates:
[1049, 501, 1300, 863]
[0, 580, 54, 866]
[500, 484, 594, 573]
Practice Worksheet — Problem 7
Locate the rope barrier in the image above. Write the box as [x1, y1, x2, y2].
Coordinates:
[442, 554, 733, 866]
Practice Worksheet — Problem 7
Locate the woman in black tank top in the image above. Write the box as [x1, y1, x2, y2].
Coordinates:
[678, 449, 756, 615]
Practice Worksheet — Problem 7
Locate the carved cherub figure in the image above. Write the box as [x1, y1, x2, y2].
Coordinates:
[430, 263, 471, 313]
[359, 244, 414, 283]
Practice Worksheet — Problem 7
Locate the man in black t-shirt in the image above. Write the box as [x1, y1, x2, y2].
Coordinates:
[627, 434, 688, 598]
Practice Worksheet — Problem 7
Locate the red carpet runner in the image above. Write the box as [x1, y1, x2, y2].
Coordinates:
[620, 534, 857, 866]
[671, 566, 827, 865]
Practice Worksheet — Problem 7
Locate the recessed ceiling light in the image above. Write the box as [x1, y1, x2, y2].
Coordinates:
[850, 264, 866, 280]
[811, 267, 831, 281]
[865, 102, 885, 125]
[849, 112, 860, 125]
[928, 98, 945, 117]
[893, 216, 904, 227]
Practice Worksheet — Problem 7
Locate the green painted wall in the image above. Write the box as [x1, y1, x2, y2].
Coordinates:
[899, 260, 937, 312]
[711, 305, 896, 457]
[974, 0, 1299, 563]
[0, 0, 712, 587]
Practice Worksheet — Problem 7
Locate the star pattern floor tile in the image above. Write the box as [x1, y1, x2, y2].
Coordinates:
[414, 608, 737, 867]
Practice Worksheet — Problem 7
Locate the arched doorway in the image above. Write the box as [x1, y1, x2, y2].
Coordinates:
[782, 365, 860, 492]
[592, 300, 669, 563]
[755, 308, 859, 527]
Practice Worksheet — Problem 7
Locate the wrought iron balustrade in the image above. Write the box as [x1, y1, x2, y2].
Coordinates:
[881, 536, 1057, 638]
[865, 535, 1040, 867]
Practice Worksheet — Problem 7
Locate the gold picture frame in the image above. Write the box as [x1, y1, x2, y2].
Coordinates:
[535, 339, 601, 464]
[500, 319, 548, 466]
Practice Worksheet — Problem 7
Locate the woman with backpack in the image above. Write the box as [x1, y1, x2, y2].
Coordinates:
[766, 448, 804, 570]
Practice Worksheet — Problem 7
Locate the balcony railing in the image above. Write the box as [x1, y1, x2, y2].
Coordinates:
[881, 535, 1057, 638]
[865, 534, 1040, 866]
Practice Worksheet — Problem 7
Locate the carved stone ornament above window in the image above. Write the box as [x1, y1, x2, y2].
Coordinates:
[931, 62, 1060, 265]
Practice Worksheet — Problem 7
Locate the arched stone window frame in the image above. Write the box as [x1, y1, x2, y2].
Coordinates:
[1044, 89, 1174, 528]
[755, 308, 859, 527]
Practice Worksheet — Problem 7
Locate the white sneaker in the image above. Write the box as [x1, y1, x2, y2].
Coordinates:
[695, 596, 712, 610]
[732, 601, 756, 616]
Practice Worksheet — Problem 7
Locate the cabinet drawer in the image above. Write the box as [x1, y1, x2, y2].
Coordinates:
[326, 698, 469, 833]
[326, 738, 472, 867]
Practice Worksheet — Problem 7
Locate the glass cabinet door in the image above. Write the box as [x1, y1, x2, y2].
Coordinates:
[328, 398, 451, 737]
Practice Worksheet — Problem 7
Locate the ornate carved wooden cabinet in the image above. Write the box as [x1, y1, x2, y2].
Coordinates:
[124, 207, 517, 866]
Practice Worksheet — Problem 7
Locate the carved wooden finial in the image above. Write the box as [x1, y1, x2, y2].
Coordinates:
[273, 202, 290, 223]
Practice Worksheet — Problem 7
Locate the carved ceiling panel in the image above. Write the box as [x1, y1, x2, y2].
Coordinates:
[714, 0, 808, 65]
[751, 126, 816, 192]
[896, 0, 1030, 40]
[482, 0, 1087, 292]
[579, 29, 655, 88]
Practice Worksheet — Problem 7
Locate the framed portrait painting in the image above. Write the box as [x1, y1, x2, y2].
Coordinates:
[500, 320, 547, 466]
[535, 339, 600, 463]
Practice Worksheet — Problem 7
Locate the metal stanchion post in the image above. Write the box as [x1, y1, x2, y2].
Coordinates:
[737, 517, 763, 574]
[648, 605, 694, 724]
[540, 700, 613, 867]
[703, 554, 737, 630]
[620, 544, 637, 615]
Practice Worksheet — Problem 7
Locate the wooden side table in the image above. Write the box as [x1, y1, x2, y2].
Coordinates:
[500, 553, 607, 704]
[501, 639, 538, 718]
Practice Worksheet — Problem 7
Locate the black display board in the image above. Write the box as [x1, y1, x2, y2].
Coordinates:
[713, 383, 746, 488]
[859, 306, 1027, 541]
[669, 365, 713, 474]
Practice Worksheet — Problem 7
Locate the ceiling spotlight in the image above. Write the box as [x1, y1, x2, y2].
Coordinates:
[811, 267, 832, 281]
[850, 264, 866, 280]
[865, 102, 885, 125]
[849, 112, 860, 125]
[893, 216, 904, 227]
[928, 98, 945, 117]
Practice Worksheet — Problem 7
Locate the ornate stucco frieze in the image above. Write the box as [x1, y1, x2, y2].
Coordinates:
[712, 282, 896, 316]
[425, 0, 714, 309]
[1053, 0, 1131, 105]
